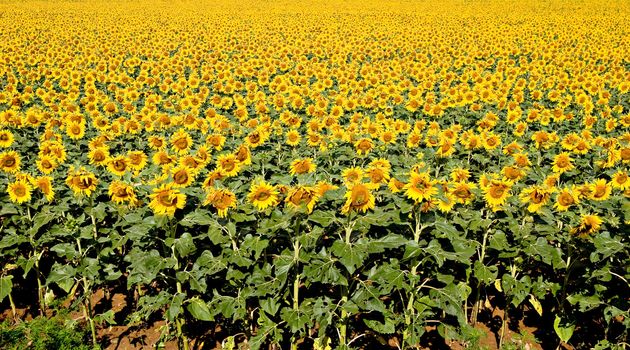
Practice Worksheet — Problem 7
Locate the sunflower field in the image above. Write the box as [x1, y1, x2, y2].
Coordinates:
[0, 0, 628, 349]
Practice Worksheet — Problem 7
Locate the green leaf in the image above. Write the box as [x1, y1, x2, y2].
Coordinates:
[473, 261, 498, 285]
[553, 315, 575, 343]
[0, 276, 13, 302]
[174, 233, 195, 257]
[590, 233, 624, 262]
[46, 264, 76, 293]
[260, 298, 281, 316]
[179, 209, 216, 227]
[331, 241, 365, 274]
[187, 298, 214, 321]
[309, 210, 337, 227]
[364, 318, 396, 334]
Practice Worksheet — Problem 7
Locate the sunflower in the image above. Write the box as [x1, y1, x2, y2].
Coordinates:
[35, 176, 55, 202]
[554, 187, 580, 211]
[501, 166, 526, 182]
[66, 122, 85, 140]
[316, 181, 338, 197]
[108, 180, 138, 206]
[437, 192, 457, 213]
[148, 136, 166, 150]
[450, 168, 471, 182]
[369, 158, 391, 171]
[285, 185, 320, 213]
[519, 185, 553, 213]
[482, 132, 502, 151]
[0, 130, 14, 147]
[483, 179, 513, 210]
[234, 145, 252, 166]
[202, 170, 224, 190]
[65, 167, 99, 196]
[36, 155, 58, 174]
[611, 171, 629, 190]
[551, 153, 574, 174]
[216, 153, 241, 177]
[171, 165, 195, 188]
[88, 147, 110, 167]
[0, 151, 21, 173]
[203, 188, 237, 218]
[341, 182, 377, 214]
[107, 156, 129, 177]
[247, 181, 279, 211]
[451, 181, 476, 205]
[341, 167, 364, 185]
[206, 134, 226, 151]
[404, 171, 437, 203]
[589, 179, 612, 201]
[290, 158, 316, 176]
[149, 183, 186, 217]
[286, 130, 301, 146]
[7, 180, 32, 204]
[366, 166, 390, 185]
[354, 138, 373, 156]
[152, 150, 176, 167]
[127, 150, 148, 172]
[570, 215, 603, 237]
[171, 129, 193, 154]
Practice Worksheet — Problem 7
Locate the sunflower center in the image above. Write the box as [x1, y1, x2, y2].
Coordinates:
[14, 186, 25, 196]
[254, 190, 271, 201]
[558, 193, 574, 206]
[174, 170, 188, 184]
[174, 138, 189, 149]
[158, 192, 178, 207]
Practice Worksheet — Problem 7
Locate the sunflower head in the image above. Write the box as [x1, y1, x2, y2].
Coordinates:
[570, 215, 603, 238]
[341, 183, 377, 215]
[290, 158, 316, 176]
[149, 183, 186, 217]
[247, 181, 279, 211]
[7, 180, 32, 204]
[204, 189, 237, 218]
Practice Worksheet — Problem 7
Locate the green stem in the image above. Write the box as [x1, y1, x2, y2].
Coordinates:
[8, 292, 18, 322]
[82, 279, 98, 347]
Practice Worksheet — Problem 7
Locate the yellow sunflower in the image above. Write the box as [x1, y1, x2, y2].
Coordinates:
[341, 182, 377, 214]
[589, 179, 612, 201]
[341, 167, 364, 185]
[88, 147, 110, 167]
[7, 180, 32, 204]
[203, 188, 237, 218]
[404, 171, 438, 203]
[551, 152, 574, 174]
[107, 155, 129, 177]
[554, 187, 580, 212]
[171, 165, 195, 188]
[149, 183, 186, 217]
[570, 215, 603, 237]
[36, 155, 58, 174]
[285, 185, 320, 213]
[65, 167, 99, 197]
[0, 151, 21, 173]
[216, 153, 241, 177]
[290, 158, 316, 176]
[354, 138, 373, 156]
[451, 181, 476, 205]
[286, 130, 301, 147]
[108, 180, 138, 206]
[483, 179, 513, 210]
[519, 185, 553, 213]
[610, 171, 629, 190]
[0, 130, 14, 148]
[171, 129, 193, 154]
[234, 145, 252, 166]
[247, 181, 280, 211]
[35, 176, 55, 202]
[127, 150, 148, 172]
